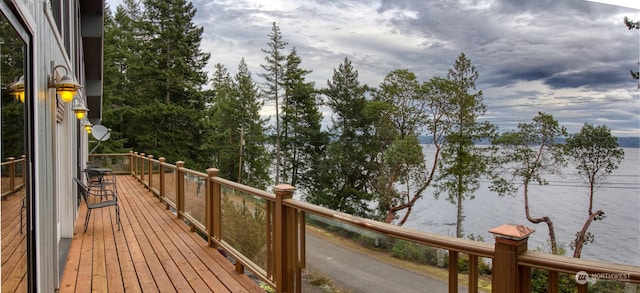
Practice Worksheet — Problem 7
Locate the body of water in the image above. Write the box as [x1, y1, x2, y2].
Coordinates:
[402, 145, 640, 266]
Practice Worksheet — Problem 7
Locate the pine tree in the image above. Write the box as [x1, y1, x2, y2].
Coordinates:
[139, 0, 210, 106]
[209, 63, 238, 179]
[102, 0, 212, 169]
[259, 22, 288, 184]
[234, 59, 271, 189]
[434, 53, 496, 238]
[209, 61, 271, 189]
[280, 48, 327, 188]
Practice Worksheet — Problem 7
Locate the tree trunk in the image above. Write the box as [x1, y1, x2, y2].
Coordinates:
[523, 181, 558, 254]
[456, 192, 464, 238]
[573, 210, 604, 258]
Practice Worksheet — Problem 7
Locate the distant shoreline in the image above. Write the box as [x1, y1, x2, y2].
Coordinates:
[417, 136, 640, 148]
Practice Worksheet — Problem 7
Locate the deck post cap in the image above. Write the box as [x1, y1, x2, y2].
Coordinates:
[489, 224, 535, 240]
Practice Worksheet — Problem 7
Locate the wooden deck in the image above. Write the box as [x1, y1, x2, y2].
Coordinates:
[59, 175, 264, 292]
[1, 189, 27, 292]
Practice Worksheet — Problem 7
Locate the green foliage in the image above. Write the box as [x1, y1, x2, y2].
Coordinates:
[280, 48, 328, 189]
[565, 123, 624, 201]
[304, 58, 377, 217]
[491, 112, 567, 254]
[221, 191, 267, 267]
[208, 61, 271, 188]
[531, 269, 576, 293]
[434, 53, 496, 238]
[259, 22, 288, 185]
[625, 16, 640, 29]
[1, 21, 25, 160]
[103, 0, 213, 169]
[390, 240, 447, 268]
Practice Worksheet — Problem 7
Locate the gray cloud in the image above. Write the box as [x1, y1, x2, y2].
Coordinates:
[109, 0, 640, 136]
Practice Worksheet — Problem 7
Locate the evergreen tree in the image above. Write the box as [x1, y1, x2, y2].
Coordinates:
[100, 3, 141, 153]
[259, 22, 288, 184]
[280, 48, 327, 189]
[305, 58, 376, 216]
[209, 63, 238, 179]
[102, 0, 212, 170]
[234, 59, 271, 189]
[434, 53, 496, 238]
[139, 0, 210, 106]
[209, 61, 271, 189]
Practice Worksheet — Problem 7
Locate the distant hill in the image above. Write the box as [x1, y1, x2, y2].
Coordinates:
[616, 137, 640, 148]
[418, 136, 640, 148]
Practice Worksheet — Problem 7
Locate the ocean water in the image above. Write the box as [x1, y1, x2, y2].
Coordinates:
[402, 146, 640, 266]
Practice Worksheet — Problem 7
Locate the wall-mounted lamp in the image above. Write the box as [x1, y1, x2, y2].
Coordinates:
[49, 62, 82, 103]
[83, 119, 92, 134]
[8, 75, 25, 103]
[71, 95, 89, 120]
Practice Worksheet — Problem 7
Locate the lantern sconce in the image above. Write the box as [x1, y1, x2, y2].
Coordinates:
[84, 119, 92, 134]
[71, 92, 89, 120]
[48, 61, 82, 103]
[8, 75, 25, 103]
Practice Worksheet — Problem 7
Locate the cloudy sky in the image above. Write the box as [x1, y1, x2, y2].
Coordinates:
[109, 0, 640, 136]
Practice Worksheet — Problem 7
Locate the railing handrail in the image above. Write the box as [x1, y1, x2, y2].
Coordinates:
[1, 156, 26, 197]
[519, 250, 640, 282]
[212, 176, 275, 201]
[98, 152, 640, 292]
[287, 199, 495, 258]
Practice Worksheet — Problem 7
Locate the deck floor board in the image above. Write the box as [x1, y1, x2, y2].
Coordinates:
[1, 190, 27, 292]
[59, 175, 263, 293]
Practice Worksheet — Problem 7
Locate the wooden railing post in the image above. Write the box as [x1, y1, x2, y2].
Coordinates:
[20, 155, 25, 188]
[158, 157, 165, 199]
[147, 154, 154, 189]
[140, 153, 146, 185]
[7, 157, 15, 196]
[449, 251, 459, 293]
[128, 151, 133, 175]
[274, 184, 300, 293]
[133, 152, 139, 178]
[176, 161, 185, 219]
[206, 168, 220, 247]
[490, 224, 535, 293]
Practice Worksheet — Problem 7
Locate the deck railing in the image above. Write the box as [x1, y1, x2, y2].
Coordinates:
[1, 155, 26, 198]
[90, 152, 640, 293]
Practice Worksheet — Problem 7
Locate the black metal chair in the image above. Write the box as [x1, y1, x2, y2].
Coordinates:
[73, 178, 120, 233]
[85, 169, 116, 201]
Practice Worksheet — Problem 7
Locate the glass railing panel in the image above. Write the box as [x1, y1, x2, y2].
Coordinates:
[587, 277, 637, 292]
[150, 160, 160, 192]
[162, 167, 176, 206]
[304, 213, 465, 293]
[14, 159, 24, 188]
[183, 173, 206, 226]
[220, 185, 268, 271]
[0, 162, 9, 194]
[88, 154, 129, 173]
[142, 159, 149, 184]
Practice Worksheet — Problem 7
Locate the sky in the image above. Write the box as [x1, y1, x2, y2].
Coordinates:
[108, 0, 640, 136]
